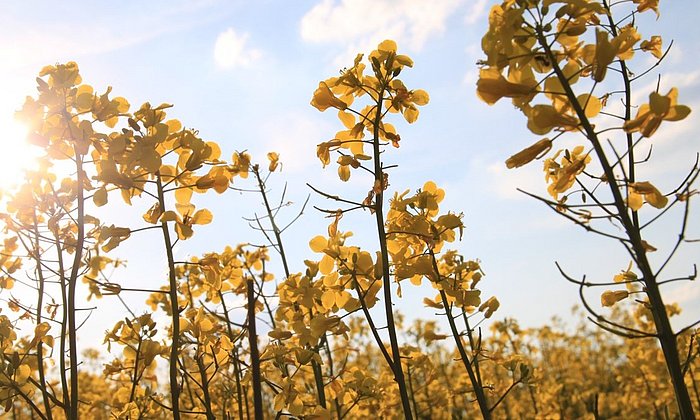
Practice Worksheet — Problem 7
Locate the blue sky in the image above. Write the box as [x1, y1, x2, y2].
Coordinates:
[0, 0, 698, 346]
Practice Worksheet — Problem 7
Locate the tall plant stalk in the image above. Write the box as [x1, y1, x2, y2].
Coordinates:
[156, 173, 181, 419]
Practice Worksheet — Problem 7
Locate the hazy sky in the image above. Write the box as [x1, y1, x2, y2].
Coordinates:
[0, 0, 698, 346]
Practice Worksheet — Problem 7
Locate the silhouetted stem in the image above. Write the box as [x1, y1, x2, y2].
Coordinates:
[246, 278, 263, 420]
[449, 303, 491, 419]
[32, 210, 53, 420]
[155, 173, 181, 419]
[196, 354, 216, 420]
[128, 335, 144, 403]
[431, 250, 490, 419]
[536, 23, 695, 419]
[67, 145, 84, 419]
[252, 166, 327, 407]
[53, 234, 70, 417]
[352, 278, 393, 367]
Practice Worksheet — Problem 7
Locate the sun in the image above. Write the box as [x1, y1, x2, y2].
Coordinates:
[0, 112, 41, 192]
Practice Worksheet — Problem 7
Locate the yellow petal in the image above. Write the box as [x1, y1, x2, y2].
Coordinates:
[577, 94, 602, 118]
[311, 82, 348, 112]
[506, 138, 552, 169]
[93, 187, 108, 207]
[377, 39, 397, 53]
[309, 236, 327, 253]
[338, 165, 351, 181]
[175, 187, 193, 205]
[423, 297, 443, 309]
[411, 89, 430, 106]
[627, 191, 643, 211]
[601, 290, 628, 307]
[630, 181, 668, 209]
[593, 30, 616, 82]
[338, 110, 355, 129]
[403, 106, 419, 124]
[477, 69, 537, 105]
[321, 290, 335, 309]
[191, 209, 213, 225]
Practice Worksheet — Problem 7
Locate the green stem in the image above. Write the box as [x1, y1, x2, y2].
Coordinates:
[371, 86, 413, 419]
[253, 166, 327, 408]
[431, 255, 490, 419]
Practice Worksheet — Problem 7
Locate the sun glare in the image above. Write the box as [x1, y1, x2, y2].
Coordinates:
[0, 114, 41, 192]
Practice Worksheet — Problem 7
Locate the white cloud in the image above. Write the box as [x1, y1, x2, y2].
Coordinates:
[630, 70, 700, 106]
[464, 0, 488, 25]
[665, 280, 700, 307]
[255, 112, 334, 174]
[300, 0, 463, 66]
[462, 43, 481, 85]
[213, 28, 262, 70]
[485, 159, 546, 200]
[0, 1, 223, 72]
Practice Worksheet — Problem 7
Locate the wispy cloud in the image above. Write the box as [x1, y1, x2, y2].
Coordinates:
[300, 0, 463, 66]
[213, 28, 262, 70]
[464, 0, 488, 25]
[255, 112, 333, 174]
[484, 159, 547, 200]
[0, 0, 225, 71]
